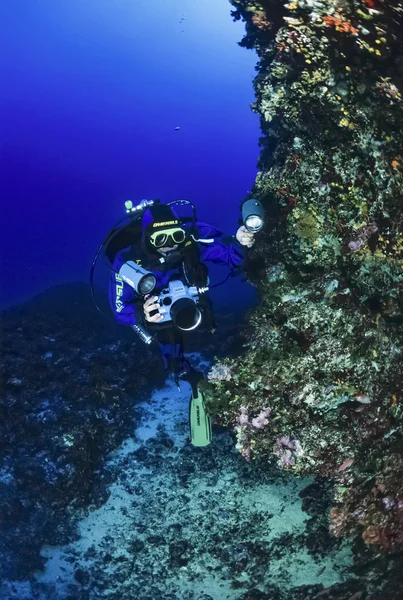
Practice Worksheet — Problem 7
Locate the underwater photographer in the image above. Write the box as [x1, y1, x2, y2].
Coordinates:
[91, 198, 264, 446]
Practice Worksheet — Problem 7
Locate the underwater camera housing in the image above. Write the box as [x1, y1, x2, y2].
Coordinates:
[157, 280, 205, 331]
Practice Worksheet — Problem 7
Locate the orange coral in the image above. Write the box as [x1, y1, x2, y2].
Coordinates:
[252, 11, 271, 30]
[323, 14, 359, 35]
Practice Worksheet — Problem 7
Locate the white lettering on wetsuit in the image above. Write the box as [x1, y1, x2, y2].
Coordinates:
[115, 274, 124, 313]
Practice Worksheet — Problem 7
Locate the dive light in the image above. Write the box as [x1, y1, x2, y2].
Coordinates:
[242, 198, 265, 233]
[125, 199, 156, 214]
[119, 262, 156, 296]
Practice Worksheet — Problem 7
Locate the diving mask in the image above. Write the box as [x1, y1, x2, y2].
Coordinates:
[149, 227, 186, 248]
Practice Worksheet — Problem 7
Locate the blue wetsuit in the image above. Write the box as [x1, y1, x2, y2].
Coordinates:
[109, 221, 244, 376]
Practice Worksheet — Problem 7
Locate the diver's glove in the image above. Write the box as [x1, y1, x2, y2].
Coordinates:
[143, 294, 164, 324]
[236, 226, 256, 248]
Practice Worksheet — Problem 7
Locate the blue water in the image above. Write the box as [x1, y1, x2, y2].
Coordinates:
[0, 0, 259, 311]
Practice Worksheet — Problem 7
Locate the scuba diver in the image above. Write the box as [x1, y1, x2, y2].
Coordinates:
[91, 198, 264, 447]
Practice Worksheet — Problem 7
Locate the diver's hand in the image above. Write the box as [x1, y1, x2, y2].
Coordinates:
[143, 295, 164, 323]
[236, 226, 255, 248]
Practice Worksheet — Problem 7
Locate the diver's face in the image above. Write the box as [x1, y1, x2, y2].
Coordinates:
[157, 244, 178, 255]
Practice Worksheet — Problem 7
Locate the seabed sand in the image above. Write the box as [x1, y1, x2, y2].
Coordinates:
[2, 354, 353, 600]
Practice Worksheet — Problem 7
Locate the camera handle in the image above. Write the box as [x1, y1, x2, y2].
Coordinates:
[131, 324, 155, 345]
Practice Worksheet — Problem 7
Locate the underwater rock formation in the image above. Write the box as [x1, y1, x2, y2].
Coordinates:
[205, 0, 403, 577]
[0, 283, 167, 580]
[0, 283, 249, 583]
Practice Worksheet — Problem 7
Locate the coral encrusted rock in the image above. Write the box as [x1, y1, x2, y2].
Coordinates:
[205, 0, 403, 565]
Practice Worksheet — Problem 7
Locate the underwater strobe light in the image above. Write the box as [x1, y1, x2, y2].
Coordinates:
[119, 262, 157, 296]
[242, 198, 265, 233]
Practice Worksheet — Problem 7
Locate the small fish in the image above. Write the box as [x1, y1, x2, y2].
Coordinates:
[391, 394, 398, 407]
[338, 458, 354, 472]
[354, 394, 371, 404]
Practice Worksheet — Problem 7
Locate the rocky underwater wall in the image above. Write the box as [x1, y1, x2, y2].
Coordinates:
[205, 0, 403, 591]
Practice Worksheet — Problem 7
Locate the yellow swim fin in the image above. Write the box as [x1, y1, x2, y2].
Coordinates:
[189, 388, 212, 447]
